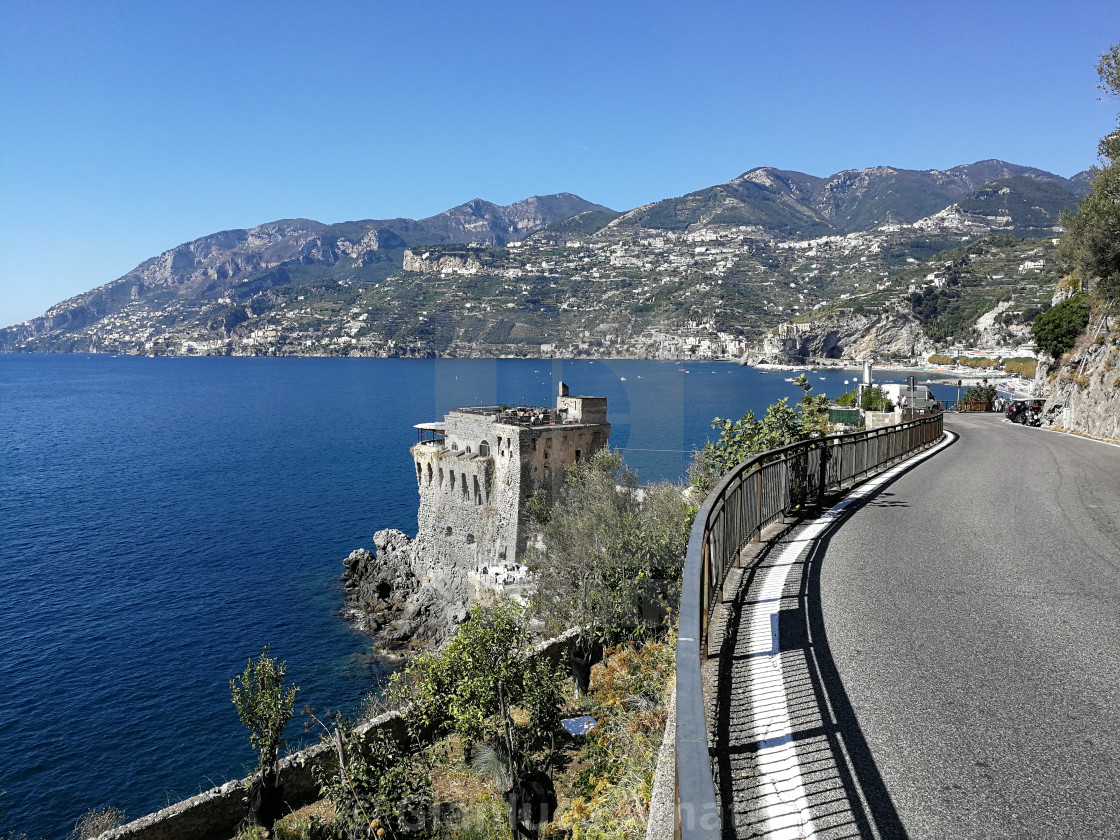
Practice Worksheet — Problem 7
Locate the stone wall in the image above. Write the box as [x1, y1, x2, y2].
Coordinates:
[96, 711, 410, 840]
[96, 632, 581, 840]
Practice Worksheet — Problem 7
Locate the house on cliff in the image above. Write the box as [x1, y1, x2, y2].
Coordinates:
[410, 382, 611, 600]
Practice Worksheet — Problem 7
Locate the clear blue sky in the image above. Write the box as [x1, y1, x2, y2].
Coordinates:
[2, 0, 1118, 327]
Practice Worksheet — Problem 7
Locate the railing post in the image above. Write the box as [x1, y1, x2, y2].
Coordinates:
[755, 468, 763, 542]
[817, 441, 827, 506]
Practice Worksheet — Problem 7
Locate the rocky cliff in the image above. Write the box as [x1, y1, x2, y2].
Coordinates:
[342, 529, 470, 657]
[742, 308, 934, 366]
[1037, 314, 1120, 441]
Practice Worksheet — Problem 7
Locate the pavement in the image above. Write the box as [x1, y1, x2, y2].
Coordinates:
[711, 413, 1120, 839]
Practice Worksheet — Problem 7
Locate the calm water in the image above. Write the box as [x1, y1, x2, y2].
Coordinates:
[0, 355, 875, 837]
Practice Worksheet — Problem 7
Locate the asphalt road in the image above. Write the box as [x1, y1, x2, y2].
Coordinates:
[813, 413, 1120, 838]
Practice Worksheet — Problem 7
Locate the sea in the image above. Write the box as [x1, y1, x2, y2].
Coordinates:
[0, 355, 928, 838]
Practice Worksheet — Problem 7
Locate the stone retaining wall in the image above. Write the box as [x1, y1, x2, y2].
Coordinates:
[98, 629, 580, 840]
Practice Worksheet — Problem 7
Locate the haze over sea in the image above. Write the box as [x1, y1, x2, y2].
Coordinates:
[1, 355, 914, 837]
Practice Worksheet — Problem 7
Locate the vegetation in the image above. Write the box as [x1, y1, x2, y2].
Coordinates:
[689, 374, 830, 493]
[1002, 357, 1038, 377]
[834, 385, 893, 412]
[67, 808, 127, 840]
[309, 712, 436, 839]
[1060, 44, 1120, 311]
[963, 385, 997, 406]
[1031, 293, 1092, 359]
[559, 640, 675, 840]
[527, 452, 691, 688]
[230, 647, 300, 830]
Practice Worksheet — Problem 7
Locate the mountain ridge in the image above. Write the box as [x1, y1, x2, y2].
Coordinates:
[0, 161, 1092, 358]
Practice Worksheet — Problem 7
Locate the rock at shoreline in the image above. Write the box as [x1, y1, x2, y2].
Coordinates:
[342, 529, 467, 656]
[742, 309, 932, 367]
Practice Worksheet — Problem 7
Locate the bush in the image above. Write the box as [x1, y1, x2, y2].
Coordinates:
[376, 601, 566, 839]
[1031, 294, 1091, 359]
[529, 452, 690, 656]
[311, 718, 434, 839]
[69, 808, 127, 840]
[690, 375, 830, 494]
[230, 647, 300, 830]
[860, 386, 893, 412]
[559, 641, 675, 840]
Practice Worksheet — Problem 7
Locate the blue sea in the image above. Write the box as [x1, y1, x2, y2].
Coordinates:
[0, 355, 886, 838]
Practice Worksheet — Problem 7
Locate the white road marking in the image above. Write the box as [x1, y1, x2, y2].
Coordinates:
[742, 430, 958, 838]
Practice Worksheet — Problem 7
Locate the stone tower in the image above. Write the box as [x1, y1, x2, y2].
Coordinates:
[410, 382, 610, 599]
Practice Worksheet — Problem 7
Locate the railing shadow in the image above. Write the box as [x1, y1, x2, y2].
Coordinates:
[708, 440, 956, 838]
[676, 414, 945, 840]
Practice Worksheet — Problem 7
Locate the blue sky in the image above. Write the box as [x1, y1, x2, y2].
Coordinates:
[1, 0, 1118, 327]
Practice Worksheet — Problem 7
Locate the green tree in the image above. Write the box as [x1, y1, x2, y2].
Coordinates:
[1031, 294, 1092, 359]
[690, 374, 831, 493]
[1061, 44, 1120, 310]
[963, 385, 997, 406]
[230, 647, 299, 829]
[383, 600, 563, 839]
[528, 452, 690, 679]
[859, 385, 894, 412]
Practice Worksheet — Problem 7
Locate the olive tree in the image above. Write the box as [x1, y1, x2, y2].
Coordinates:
[528, 451, 691, 691]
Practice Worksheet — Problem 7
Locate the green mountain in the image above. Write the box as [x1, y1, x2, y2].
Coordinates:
[0, 161, 1090, 359]
[953, 175, 1083, 232]
[616, 161, 1088, 238]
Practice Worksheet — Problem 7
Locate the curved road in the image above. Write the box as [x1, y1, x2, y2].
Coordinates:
[717, 413, 1120, 839]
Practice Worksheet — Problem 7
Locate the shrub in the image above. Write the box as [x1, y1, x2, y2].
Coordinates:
[860, 386, 893, 412]
[378, 601, 566, 839]
[311, 717, 434, 839]
[560, 641, 675, 840]
[529, 453, 690, 658]
[1031, 294, 1091, 359]
[69, 807, 127, 840]
[690, 375, 830, 494]
[230, 647, 299, 829]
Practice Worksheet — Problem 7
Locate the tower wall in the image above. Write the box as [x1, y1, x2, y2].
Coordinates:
[409, 393, 610, 600]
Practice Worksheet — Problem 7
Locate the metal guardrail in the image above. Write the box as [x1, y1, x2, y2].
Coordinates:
[673, 413, 944, 838]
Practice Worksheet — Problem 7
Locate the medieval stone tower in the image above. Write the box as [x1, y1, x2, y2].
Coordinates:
[410, 382, 610, 597]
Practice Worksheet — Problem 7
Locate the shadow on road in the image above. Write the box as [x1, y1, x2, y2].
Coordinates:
[708, 442, 958, 839]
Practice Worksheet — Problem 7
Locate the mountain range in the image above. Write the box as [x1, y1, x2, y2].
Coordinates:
[0, 161, 1090, 357]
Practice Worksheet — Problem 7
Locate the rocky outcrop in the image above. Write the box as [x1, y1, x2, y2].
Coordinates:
[342, 529, 469, 656]
[402, 249, 484, 275]
[1037, 316, 1120, 441]
[743, 308, 933, 366]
